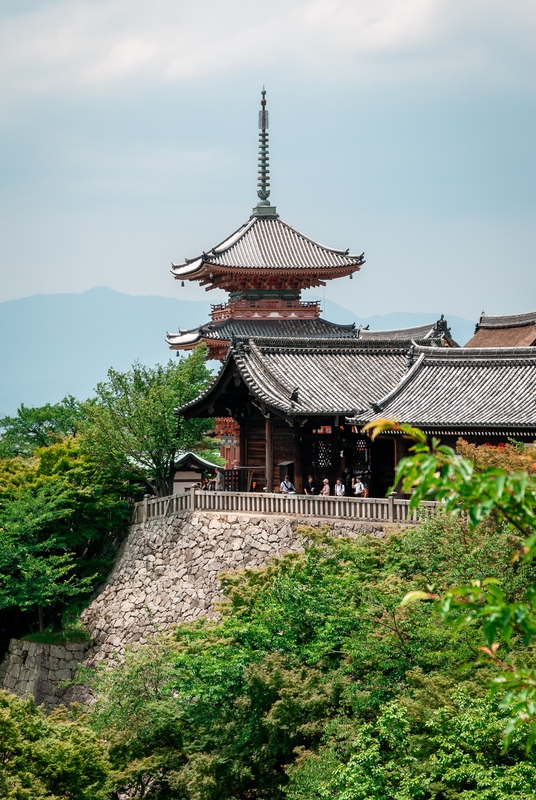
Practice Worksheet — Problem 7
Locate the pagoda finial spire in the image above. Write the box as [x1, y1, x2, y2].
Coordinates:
[253, 88, 277, 217]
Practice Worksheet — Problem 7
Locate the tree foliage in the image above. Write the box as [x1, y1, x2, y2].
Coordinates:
[0, 691, 110, 799]
[365, 418, 536, 749]
[0, 396, 84, 458]
[0, 438, 130, 630]
[82, 517, 536, 799]
[81, 347, 218, 495]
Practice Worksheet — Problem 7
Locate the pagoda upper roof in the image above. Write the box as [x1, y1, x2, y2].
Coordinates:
[171, 214, 365, 281]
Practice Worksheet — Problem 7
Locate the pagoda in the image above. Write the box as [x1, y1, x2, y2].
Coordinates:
[167, 90, 365, 361]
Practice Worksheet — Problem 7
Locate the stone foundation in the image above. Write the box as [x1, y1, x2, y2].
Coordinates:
[81, 511, 384, 663]
[0, 639, 87, 711]
[1, 511, 387, 708]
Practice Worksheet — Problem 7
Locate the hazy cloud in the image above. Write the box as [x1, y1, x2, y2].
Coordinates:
[0, 0, 535, 320]
[1, 0, 535, 103]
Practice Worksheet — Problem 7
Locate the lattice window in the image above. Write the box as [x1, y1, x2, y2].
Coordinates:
[303, 440, 332, 470]
[353, 439, 370, 465]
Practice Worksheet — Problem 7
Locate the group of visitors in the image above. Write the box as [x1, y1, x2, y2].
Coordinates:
[198, 468, 225, 492]
[280, 474, 368, 497]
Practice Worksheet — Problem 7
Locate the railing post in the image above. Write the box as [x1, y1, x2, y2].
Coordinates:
[142, 494, 150, 523]
[388, 492, 396, 523]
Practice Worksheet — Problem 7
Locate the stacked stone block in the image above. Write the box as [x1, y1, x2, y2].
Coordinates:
[81, 511, 380, 663]
[0, 639, 86, 712]
[1, 510, 386, 709]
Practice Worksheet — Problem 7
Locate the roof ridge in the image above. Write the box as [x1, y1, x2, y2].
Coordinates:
[413, 344, 536, 360]
[478, 310, 536, 329]
[372, 352, 426, 413]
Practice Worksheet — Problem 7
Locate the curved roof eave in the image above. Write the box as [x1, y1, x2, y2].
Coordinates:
[170, 214, 364, 277]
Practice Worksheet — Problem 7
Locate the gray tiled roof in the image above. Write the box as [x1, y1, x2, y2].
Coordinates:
[179, 338, 412, 417]
[356, 316, 458, 346]
[166, 317, 456, 349]
[357, 324, 436, 340]
[166, 318, 356, 349]
[201, 317, 356, 340]
[171, 215, 364, 276]
[477, 311, 536, 329]
[352, 346, 536, 431]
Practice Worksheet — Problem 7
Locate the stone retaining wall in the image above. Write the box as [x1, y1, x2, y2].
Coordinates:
[0, 639, 87, 711]
[1, 511, 388, 708]
[81, 511, 385, 664]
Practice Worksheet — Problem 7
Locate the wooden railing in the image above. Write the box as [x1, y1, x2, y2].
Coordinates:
[132, 491, 439, 525]
[132, 492, 193, 524]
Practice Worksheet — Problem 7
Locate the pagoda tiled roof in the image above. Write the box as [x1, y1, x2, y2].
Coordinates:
[167, 317, 356, 348]
[171, 215, 364, 278]
[167, 316, 458, 350]
[350, 345, 536, 434]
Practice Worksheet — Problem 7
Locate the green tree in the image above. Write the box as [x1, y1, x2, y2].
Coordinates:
[0, 690, 110, 799]
[82, 347, 218, 496]
[0, 395, 84, 458]
[364, 418, 536, 748]
[0, 438, 130, 633]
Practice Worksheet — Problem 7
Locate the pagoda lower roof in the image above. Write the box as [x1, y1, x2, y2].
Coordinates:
[350, 345, 536, 434]
[167, 317, 356, 349]
[167, 316, 457, 351]
[171, 214, 364, 280]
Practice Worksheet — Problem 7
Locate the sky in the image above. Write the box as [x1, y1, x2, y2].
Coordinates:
[0, 0, 535, 322]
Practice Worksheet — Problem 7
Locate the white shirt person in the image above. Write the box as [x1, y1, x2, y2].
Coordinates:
[280, 475, 296, 494]
[353, 478, 365, 497]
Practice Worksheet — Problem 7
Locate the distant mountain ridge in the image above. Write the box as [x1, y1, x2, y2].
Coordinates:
[0, 288, 475, 416]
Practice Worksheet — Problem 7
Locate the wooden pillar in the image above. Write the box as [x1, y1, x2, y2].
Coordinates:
[293, 428, 302, 494]
[393, 436, 405, 496]
[239, 421, 247, 492]
[332, 416, 342, 479]
[265, 416, 273, 491]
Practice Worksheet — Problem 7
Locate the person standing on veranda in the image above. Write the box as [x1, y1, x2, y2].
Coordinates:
[353, 476, 365, 497]
[304, 475, 316, 495]
[320, 478, 330, 496]
[280, 475, 296, 494]
[334, 479, 345, 496]
[215, 468, 225, 492]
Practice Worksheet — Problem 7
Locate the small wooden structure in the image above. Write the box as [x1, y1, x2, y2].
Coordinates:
[172, 452, 222, 494]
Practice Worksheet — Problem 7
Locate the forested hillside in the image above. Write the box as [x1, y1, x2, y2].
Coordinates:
[0, 348, 217, 656]
[2, 419, 536, 799]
